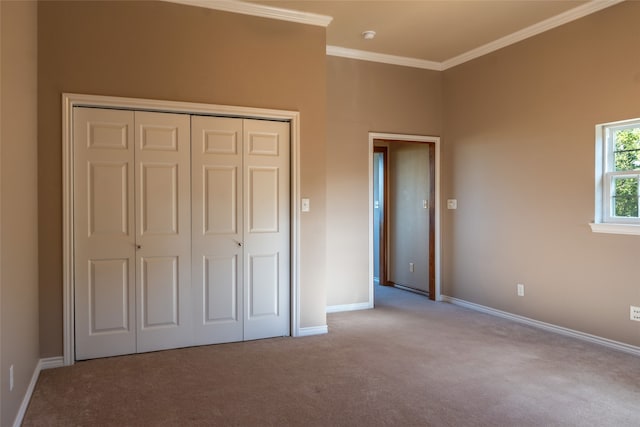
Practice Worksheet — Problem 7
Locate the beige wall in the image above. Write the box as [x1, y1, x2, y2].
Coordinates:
[389, 142, 430, 291]
[38, 0, 327, 357]
[1, 1, 40, 425]
[25, 0, 640, 366]
[442, 1, 640, 346]
[326, 57, 442, 307]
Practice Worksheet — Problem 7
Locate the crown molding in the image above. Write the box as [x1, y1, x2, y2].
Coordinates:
[330, 0, 623, 71]
[326, 46, 442, 71]
[164, 0, 333, 27]
[441, 0, 625, 70]
[165, 0, 621, 70]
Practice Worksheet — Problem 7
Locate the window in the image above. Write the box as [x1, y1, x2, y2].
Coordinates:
[591, 118, 640, 235]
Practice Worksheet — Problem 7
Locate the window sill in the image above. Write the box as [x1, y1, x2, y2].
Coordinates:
[589, 222, 640, 236]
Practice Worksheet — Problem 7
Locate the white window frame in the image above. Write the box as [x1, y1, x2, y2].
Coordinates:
[590, 118, 640, 235]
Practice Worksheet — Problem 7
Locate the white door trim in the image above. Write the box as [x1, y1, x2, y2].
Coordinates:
[368, 132, 441, 304]
[62, 93, 301, 366]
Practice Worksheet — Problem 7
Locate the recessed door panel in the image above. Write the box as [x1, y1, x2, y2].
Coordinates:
[247, 131, 279, 156]
[140, 125, 179, 152]
[204, 130, 238, 154]
[248, 167, 279, 233]
[140, 163, 178, 235]
[87, 121, 128, 150]
[88, 162, 129, 236]
[248, 253, 279, 318]
[141, 256, 178, 328]
[205, 166, 238, 235]
[89, 259, 130, 333]
[204, 255, 238, 323]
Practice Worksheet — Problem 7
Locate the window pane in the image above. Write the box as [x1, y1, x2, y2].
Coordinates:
[614, 128, 640, 171]
[612, 176, 639, 217]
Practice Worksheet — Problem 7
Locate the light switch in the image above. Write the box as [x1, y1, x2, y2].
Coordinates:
[447, 199, 457, 210]
[423, 200, 428, 209]
[301, 198, 310, 212]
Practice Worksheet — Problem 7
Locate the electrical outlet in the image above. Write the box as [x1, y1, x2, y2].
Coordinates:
[9, 365, 14, 391]
[517, 283, 525, 297]
[630, 306, 640, 322]
[409, 262, 414, 273]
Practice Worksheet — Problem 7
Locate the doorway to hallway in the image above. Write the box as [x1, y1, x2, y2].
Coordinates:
[369, 133, 440, 302]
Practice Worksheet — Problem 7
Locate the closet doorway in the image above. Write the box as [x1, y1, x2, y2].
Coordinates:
[63, 94, 301, 364]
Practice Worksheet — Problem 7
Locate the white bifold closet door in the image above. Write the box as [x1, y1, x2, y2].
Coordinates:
[74, 107, 289, 361]
[191, 116, 290, 345]
[74, 108, 192, 360]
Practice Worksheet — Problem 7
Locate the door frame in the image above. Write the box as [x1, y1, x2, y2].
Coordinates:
[373, 146, 389, 285]
[368, 132, 441, 302]
[62, 93, 302, 366]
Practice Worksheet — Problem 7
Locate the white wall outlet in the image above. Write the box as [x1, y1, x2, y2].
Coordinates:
[447, 199, 457, 210]
[9, 365, 14, 391]
[630, 306, 640, 322]
[301, 198, 310, 212]
[409, 262, 414, 273]
[517, 283, 525, 297]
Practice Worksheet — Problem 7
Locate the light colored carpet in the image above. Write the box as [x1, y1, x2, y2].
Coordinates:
[23, 285, 640, 426]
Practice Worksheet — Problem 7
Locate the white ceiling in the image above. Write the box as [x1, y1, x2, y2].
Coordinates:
[171, 0, 623, 70]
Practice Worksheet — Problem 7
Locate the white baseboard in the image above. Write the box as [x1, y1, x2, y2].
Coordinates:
[441, 295, 640, 357]
[13, 356, 63, 427]
[326, 301, 372, 313]
[40, 356, 64, 370]
[298, 325, 328, 336]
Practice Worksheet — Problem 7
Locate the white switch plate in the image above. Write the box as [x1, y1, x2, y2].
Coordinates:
[9, 365, 14, 391]
[631, 305, 640, 322]
[517, 283, 525, 297]
[301, 198, 310, 212]
[447, 199, 457, 209]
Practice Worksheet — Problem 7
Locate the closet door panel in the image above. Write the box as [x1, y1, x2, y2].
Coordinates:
[248, 167, 279, 233]
[89, 259, 130, 332]
[204, 254, 239, 322]
[243, 119, 290, 340]
[248, 253, 279, 317]
[88, 162, 129, 235]
[140, 256, 179, 327]
[140, 163, 179, 234]
[135, 111, 193, 352]
[205, 166, 237, 234]
[74, 107, 136, 360]
[192, 116, 243, 345]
